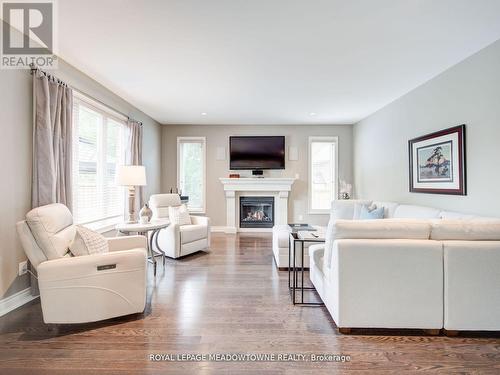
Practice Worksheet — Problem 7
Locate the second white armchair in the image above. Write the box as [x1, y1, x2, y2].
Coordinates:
[149, 194, 211, 258]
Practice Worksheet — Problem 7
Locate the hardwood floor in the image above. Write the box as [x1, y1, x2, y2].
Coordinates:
[1, 233, 499, 374]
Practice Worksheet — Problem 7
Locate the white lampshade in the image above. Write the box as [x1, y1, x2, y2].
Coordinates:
[116, 165, 147, 186]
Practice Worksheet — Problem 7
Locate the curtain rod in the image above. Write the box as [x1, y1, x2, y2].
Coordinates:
[30, 64, 143, 126]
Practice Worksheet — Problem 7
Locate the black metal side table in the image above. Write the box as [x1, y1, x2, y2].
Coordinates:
[288, 231, 325, 306]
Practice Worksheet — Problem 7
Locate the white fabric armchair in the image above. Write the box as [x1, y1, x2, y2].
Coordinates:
[16, 203, 147, 324]
[149, 194, 211, 259]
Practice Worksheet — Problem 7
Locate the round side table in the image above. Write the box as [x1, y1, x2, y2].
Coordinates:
[116, 219, 170, 276]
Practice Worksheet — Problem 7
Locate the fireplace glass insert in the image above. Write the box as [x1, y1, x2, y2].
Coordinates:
[239, 196, 275, 228]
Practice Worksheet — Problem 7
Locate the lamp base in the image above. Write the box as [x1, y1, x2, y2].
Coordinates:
[126, 187, 137, 224]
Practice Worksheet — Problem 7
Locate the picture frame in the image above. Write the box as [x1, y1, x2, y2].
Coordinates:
[408, 125, 466, 195]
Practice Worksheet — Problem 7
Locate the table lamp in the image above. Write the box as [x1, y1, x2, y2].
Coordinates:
[116, 165, 147, 223]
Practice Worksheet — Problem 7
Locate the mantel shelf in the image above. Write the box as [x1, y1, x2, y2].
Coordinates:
[219, 177, 296, 192]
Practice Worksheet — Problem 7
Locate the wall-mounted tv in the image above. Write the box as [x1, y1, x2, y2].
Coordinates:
[229, 136, 285, 170]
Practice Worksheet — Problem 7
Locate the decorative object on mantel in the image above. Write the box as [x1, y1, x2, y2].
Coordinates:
[229, 173, 240, 178]
[139, 203, 153, 223]
[409, 125, 466, 195]
[339, 180, 352, 200]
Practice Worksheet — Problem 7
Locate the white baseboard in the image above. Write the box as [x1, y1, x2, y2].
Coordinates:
[211, 226, 272, 233]
[237, 228, 273, 233]
[0, 288, 39, 317]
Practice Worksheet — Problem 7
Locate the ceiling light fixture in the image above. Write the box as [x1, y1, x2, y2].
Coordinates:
[309, 112, 317, 116]
[201, 112, 207, 116]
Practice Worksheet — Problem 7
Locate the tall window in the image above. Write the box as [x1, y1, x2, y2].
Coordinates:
[72, 92, 126, 229]
[309, 136, 338, 213]
[177, 137, 206, 213]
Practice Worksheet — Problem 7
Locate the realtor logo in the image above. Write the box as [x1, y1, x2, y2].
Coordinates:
[1, 0, 57, 69]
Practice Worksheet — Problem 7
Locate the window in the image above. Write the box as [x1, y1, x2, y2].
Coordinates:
[72, 92, 126, 229]
[177, 137, 206, 213]
[309, 136, 338, 213]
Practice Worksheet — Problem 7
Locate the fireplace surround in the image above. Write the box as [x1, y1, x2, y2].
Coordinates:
[240, 196, 274, 228]
[219, 177, 295, 233]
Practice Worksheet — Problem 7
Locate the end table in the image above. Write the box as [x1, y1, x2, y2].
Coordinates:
[116, 219, 170, 276]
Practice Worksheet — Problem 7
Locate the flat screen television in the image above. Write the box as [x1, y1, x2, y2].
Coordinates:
[229, 136, 285, 170]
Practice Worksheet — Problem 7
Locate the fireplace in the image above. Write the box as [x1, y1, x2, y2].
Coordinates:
[239, 196, 275, 228]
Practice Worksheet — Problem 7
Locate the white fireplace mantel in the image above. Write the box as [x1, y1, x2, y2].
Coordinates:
[219, 177, 296, 233]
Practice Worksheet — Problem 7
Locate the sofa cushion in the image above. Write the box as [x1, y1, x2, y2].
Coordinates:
[26, 203, 75, 260]
[154, 207, 170, 219]
[393, 205, 441, 219]
[332, 219, 431, 240]
[69, 226, 109, 256]
[149, 194, 182, 218]
[180, 224, 207, 244]
[431, 220, 500, 241]
[332, 200, 372, 220]
[439, 211, 477, 220]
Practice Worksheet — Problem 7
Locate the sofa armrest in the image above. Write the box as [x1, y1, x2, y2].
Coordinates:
[36, 249, 147, 323]
[37, 249, 147, 282]
[327, 239, 443, 329]
[190, 215, 210, 226]
[190, 216, 211, 248]
[107, 235, 147, 252]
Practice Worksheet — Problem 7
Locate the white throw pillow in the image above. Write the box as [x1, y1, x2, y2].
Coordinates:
[69, 226, 109, 257]
[168, 204, 192, 225]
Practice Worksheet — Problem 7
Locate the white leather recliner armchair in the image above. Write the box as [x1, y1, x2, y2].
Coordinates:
[16, 203, 148, 324]
[149, 194, 211, 259]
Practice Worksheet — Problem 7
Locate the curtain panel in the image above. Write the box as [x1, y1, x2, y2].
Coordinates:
[31, 70, 73, 210]
[125, 119, 144, 211]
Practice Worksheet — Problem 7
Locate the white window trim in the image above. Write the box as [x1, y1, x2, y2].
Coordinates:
[72, 92, 127, 230]
[177, 136, 207, 214]
[308, 136, 339, 215]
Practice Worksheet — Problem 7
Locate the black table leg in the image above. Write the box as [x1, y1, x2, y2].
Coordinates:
[288, 235, 291, 289]
[288, 237, 325, 307]
[301, 240, 304, 304]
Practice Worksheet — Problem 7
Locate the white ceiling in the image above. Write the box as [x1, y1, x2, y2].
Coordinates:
[56, 0, 500, 125]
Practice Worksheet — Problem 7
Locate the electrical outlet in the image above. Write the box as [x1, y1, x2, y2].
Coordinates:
[295, 173, 300, 180]
[298, 214, 303, 221]
[18, 261, 28, 276]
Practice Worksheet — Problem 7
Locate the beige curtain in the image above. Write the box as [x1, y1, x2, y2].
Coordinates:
[125, 119, 144, 211]
[31, 69, 73, 210]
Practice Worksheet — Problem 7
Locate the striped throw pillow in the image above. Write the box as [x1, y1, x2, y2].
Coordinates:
[69, 226, 109, 256]
[168, 204, 192, 226]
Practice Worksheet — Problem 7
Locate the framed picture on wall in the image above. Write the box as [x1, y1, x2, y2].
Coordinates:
[408, 125, 466, 195]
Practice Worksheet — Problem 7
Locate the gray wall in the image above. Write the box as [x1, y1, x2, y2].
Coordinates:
[0, 25, 162, 300]
[354, 39, 500, 217]
[161, 124, 353, 227]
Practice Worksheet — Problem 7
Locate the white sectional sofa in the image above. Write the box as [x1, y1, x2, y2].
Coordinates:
[309, 200, 500, 333]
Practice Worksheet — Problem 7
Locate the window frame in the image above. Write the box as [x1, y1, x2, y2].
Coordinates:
[176, 136, 207, 214]
[72, 91, 127, 232]
[308, 136, 339, 215]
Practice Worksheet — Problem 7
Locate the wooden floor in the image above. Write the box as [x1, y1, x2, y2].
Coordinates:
[1, 233, 499, 374]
